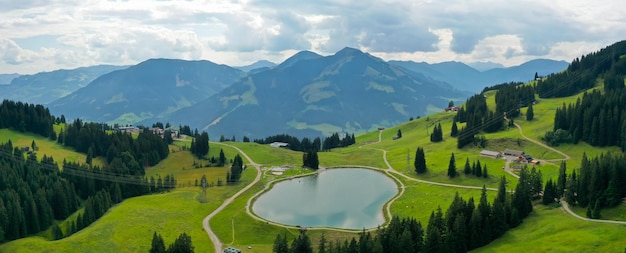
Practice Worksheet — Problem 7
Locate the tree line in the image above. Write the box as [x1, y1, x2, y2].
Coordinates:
[561, 153, 626, 218]
[150, 232, 194, 253]
[0, 141, 78, 241]
[59, 118, 169, 169]
[254, 132, 356, 152]
[0, 100, 176, 243]
[494, 83, 535, 119]
[454, 94, 503, 148]
[0, 99, 55, 139]
[550, 85, 626, 150]
[536, 40, 626, 98]
[274, 174, 539, 253]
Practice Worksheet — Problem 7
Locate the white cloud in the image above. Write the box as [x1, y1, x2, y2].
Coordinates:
[0, 0, 625, 73]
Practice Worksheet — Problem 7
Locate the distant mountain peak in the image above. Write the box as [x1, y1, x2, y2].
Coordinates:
[277, 50, 323, 69]
[235, 60, 277, 73]
[335, 47, 363, 56]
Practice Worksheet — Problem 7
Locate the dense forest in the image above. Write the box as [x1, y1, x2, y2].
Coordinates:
[454, 94, 503, 148]
[0, 99, 175, 242]
[560, 153, 626, 216]
[535, 40, 626, 98]
[274, 172, 542, 253]
[550, 84, 626, 150]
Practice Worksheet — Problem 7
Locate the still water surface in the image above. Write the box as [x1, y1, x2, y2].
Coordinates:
[252, 168, 398, 229]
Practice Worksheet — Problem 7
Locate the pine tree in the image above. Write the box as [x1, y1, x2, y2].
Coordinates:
[526, 103, 534, 121]
[591, 199, 602, 219]
[290, 231, 313, 253]
[318, 233, 327, 253]
[542, 179, 556, 205]
[51, 223, 64, 240]
[274, 233, 289, 253]
[397, 129, 402, 138]
[556, 161, 567, 198]
[150, 232, 166, 253]
[451, 119, 459, 137]
[464, 158, 471, 175]
[564, 170, 577, 205]
[167, 232, 194, 253]
[482, 165, 488, 178]
[448, 152, 457, 178]
[414, 147, 427, 174]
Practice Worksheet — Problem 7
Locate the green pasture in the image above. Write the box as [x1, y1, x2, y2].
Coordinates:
[0, 129, 105, 167]
[475, 205, 626, 253]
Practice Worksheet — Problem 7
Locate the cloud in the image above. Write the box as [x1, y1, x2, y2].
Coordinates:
[0, 38, 34, 64]
[0, 0, 625, 73]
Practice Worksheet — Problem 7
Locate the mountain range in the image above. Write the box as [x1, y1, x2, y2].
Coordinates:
[0, 65, 127, 105]
[1, 48, 568, 139]
[47, 59, 246, 125]
[389, 59, 568, 92]
[164, 47, 469, 138]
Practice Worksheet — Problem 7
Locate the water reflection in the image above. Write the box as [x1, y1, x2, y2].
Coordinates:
[252, 168, 398, 229]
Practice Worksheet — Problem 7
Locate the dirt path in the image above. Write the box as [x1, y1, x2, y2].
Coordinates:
[510, 121, 626, 224]
[561, 201, 626, 225]
[360, 130, 497, 191]
[202, 143, 262, 253]
[512, 121, 570, 161]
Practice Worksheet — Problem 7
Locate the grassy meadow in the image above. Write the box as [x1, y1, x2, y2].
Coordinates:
[2, 82, 626, 252]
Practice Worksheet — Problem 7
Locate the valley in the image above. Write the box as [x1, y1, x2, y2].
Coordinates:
[1, 41, 625, 253]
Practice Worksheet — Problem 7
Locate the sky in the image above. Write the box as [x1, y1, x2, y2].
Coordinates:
[1, 0, 625, 74]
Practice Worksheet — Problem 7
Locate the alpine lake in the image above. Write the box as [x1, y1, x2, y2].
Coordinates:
[252, 168, 398, 229]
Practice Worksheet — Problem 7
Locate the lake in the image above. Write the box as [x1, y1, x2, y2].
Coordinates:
[252, 168, 398, 229]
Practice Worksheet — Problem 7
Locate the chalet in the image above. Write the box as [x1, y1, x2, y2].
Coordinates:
[392, 136, 401, 140]
[503, 149, 524, 157]
[480, 150, 502, 159]
[444, 106, 459, 112]
[378, 127, 385, 130]
[21, 146, 29, 152]
[151, 127, 165, 135]
[270, 142, 288, 148]
[223, 247, 241, 253]
[116, 126, 139, 133]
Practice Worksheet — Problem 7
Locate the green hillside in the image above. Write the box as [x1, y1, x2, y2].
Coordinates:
[2, 41, 626, 252]
[3, 80, 626, 252]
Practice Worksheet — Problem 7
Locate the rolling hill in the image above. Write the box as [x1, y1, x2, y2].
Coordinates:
[389, 59, 568, 92]
[48, 59, 246, 125]
[0, 65, 126, 104]
[166, 47, 471, 139]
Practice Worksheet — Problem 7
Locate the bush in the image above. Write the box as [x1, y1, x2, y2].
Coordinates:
[542, 129, 573, 146]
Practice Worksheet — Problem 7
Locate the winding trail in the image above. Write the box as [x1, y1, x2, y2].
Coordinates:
[202, 143, 262, 253]
[561, 201, 626, 225]
[509, 120, 626, 225]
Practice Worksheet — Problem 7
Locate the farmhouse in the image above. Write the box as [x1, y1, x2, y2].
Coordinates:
[115, 126, 139, 133]
[480, 150, 502, 159]
[503, 149, 524, 157]
[270, 142, 288, 148]
[444, 106, 459, 112]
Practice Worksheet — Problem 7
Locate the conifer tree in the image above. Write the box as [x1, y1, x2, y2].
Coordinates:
[463, 158, 471, 175]
[556, 161, 567, 197]
[447, 153, 457, 178]
[150, 232, 166, 253]
[482, 165, 488, 178]
[526, 103, 534, 121]
[414, 147, 427, 174]
[451, 119, 458, 137]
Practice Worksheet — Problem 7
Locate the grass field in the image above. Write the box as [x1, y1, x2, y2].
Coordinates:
[0, 129, 105, 167]
[0, 167, 258, 253]
[474, 204, 626, 253]
[2, 82, 626, 252]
